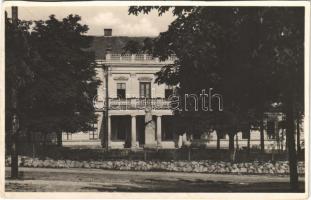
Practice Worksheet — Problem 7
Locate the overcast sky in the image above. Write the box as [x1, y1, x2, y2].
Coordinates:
[5, 6, 176, 36]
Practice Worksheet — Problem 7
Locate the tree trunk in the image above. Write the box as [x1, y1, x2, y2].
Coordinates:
[296, 118, 301, 153]
[57, 131, 62, 147]
[247, 128, 251, 156]
[216, 130, 221, 150]
[228, 133, 235, 162]
[11, 114, 19, 178]
[10, 6, 19, 179]
[99, 112, 105, 147]
[285, 104, 299, 191]
[11, 90, 19, 178]
[281, 129, 284, 151]
[235, 133, 239, 150]
[43, 133, 47, 147]
[275, 122, 280, 152]
[260, 119, 265, 153]
[11, 128, 18, 179]
[285, 130, 289, 151]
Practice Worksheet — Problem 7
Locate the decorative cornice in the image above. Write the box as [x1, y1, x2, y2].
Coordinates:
[113, 76, 129, 81]
[138, 76, 153, 82]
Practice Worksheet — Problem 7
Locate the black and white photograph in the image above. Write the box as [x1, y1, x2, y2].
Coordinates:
[2, 1, 309, 198]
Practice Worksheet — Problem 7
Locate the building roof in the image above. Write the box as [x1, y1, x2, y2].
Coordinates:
[87, 36, 148, 59]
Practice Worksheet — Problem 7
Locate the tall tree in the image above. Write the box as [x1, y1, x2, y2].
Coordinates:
[5, 14, 99, 177]
[22, 14, 99, 137]
[6, 9, 34, 178]
[129, 6, 304, 191]
[253, 8, 304, 190]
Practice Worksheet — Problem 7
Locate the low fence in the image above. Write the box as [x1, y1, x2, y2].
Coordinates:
[6, 141, 304, 162]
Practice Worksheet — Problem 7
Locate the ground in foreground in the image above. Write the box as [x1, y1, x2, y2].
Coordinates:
[5, 167, 305, 192]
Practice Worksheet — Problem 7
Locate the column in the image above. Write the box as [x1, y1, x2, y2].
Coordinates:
[131, 115, 137, 149]
[107, 115, 111, 148]
[157, 115, 162, 147]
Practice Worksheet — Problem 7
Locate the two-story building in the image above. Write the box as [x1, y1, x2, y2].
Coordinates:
[94, 52, 177, 149]
[61, 29, 304, 151]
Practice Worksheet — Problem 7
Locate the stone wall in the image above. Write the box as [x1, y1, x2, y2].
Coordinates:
[5, 156, 305, 175]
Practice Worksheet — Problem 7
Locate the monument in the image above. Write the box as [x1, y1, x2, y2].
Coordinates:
[144, 104, 157, 148]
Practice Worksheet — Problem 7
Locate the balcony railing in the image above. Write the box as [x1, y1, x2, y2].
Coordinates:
[96, 54, 176, 65]
[95, 98, 172, 111]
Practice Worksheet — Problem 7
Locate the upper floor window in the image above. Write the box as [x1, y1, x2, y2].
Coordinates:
[165, 85, 174, 99]
[140, 82, 151, 98]
[117, 83, 126, 99]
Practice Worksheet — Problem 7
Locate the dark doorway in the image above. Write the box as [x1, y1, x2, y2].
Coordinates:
[162, 116, 175, 141]
[111, 116, 131, 148]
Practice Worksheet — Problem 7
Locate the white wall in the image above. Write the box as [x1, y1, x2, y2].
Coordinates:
[96, 65, 166, 99]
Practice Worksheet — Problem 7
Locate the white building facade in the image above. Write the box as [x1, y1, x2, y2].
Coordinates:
[94, 53, 177, 149]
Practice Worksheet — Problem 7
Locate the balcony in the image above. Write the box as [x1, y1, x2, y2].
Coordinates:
[96, 54, 176, 65]
[95, 98, 172, 111]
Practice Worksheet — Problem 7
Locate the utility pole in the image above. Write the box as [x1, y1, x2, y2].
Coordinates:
[11, 6, 19, 179]
[99, 63, 109, 150]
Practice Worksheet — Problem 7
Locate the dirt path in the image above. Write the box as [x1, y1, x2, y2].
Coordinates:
[5, 167, 305, 192]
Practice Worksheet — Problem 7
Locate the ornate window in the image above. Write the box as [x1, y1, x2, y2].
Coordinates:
[140, 82, 151, 98]
[117, 83, 126, 99]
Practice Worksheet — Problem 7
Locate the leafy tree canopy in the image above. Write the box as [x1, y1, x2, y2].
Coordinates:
[129, 7, 304, 136]
[6, 14, 100, 135]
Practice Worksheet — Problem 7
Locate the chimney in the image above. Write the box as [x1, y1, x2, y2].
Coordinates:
[104, 28, 112, 37]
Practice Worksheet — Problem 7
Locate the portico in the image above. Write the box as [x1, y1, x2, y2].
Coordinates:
[106, 111, 173, 149]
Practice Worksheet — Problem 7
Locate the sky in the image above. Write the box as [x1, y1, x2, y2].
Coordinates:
[5, 6, 176, 36]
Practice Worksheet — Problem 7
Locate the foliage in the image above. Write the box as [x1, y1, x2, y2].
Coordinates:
[5, 17, 34, 134]
[6, 14, 100, 135]
[122, 40, 143, 54]
[129, 6, 304, 135]
[129, 6, 304, 190]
